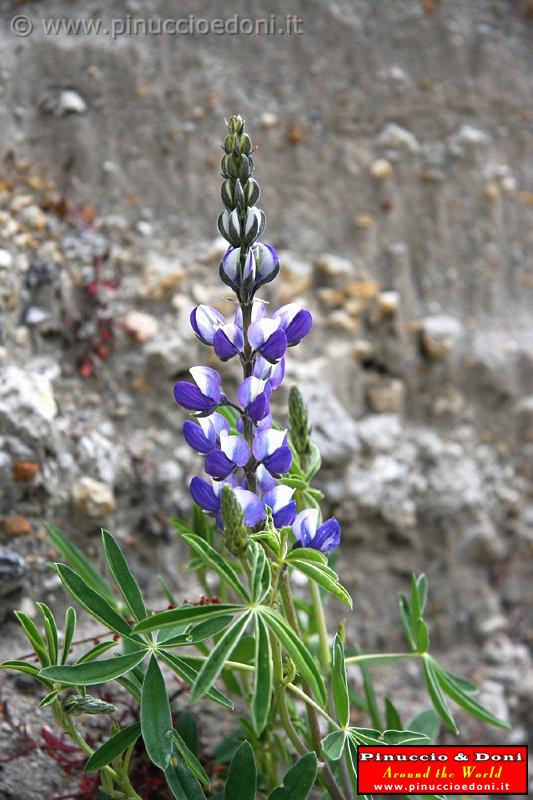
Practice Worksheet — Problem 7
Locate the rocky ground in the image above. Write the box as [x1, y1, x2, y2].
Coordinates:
[0, 0, 532, 797]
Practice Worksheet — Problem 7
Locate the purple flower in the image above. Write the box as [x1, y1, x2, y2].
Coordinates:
[253, 356, 285, 391]
[220, 246, 256, 295]
[262, 485, 297, 527]
[183, 412, 230, 454]
[190, 477, 264, 529]
[292, 509, 341, 555]
[213, 323, 244, 362]
[256, 464, 277, 493]
[174, 367, 221, 415]
[236, 412, 273, 435]
[252, 428, 292, 478]
[205, 432, 251, 479]
[236, 377, 271, 422]
[273, 304, 313, 346]
[190, 305, 225, 345]
[248, 317, 287, 364]
[254, 243, 280, 290]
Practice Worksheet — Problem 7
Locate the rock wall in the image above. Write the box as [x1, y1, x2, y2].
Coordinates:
[0, 0, 532, 794]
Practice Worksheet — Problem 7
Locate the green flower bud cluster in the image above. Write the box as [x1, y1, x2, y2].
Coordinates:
[221, 484, 249, 557]
[63, 694, 116, 716]
[288, 386, 312, 467]
[218, 115, 265, 249]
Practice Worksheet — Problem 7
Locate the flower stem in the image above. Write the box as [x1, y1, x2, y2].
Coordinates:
[272, 637, 307, 756]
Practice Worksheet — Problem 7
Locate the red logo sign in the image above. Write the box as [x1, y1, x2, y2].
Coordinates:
[357, 745, 528, 795]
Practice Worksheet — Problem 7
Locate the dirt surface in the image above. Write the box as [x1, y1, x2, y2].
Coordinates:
[0, 0, 532, 797]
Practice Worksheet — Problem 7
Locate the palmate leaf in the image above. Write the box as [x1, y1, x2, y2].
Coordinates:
[332, 634, 350, 727]
[159, 651, 234, 709]
[84, 721, 141, 772]
[165, 756, 206, 800]
[133, 603, 243, 636]
[322, 730, 347, 761]
[422, 656, 458, 734]
[285, 553, 352, 609]
[224, 741, 256, 800]
[40, 650, 146, 686]
[159, 615, 234, 647]
[61, 607, 77, 664]
[46, 523, 116, 606]
[179, 531, 250, 602]
[261, 608, 327, 705]
[251, 613, 272, 736]
[14, 611, 50, 667]
[141, 655, 173, 770]
[101, 530, 147, 622]
[192, 612, 253, 702]
[37, 602, 59, 664]
[55, 564, 133, 638]
[432, 659, 510, 729]
[268, 751, 317, 800]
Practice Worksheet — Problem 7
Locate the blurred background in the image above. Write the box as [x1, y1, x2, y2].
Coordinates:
[0, 0, 532, 796]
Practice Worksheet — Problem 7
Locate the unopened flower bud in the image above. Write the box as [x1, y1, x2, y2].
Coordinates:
[239, 134, 252, 155]
[221, 485, 248, 556]
[234, 179, 246, 211]
[221, 180, 234, 210]
[238, 154, 251, 181]
[63, 694, 116, 716]
[227, 114, 245, 136]
[223, 134, 233, 154]
[246, 178, 260, 206]
[289, 386, 311, 466]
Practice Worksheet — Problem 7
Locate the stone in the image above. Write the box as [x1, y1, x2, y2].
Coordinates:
[357, 414, 403, 452]
[0, 366, 57, 445]
[316, 252, 352, 278]
[72, 477, 115, 520]
[0, 249, 13, 268]
[140, 252, 185, 299]
[277, 251, 313, 302]
[421, 315, 464, 359]
[0, 545, 28, 616]
[327, 309, 360, 333]
[260, 111, 278, 128]
[1, 515, 32, 539]
[354, 212, 375, 229]
[345, 280, 381, 299]
[370, 158, 393, 179]
[299, 382, 360, 466]
[40, 88, 88, 116]
[448, 124, 490, 156]
[77, 429, 124, 485]
[459, 522, 507, 563]
[123, 310, 159, 342]
[367, 378, 406, 414]
[377, 290, 400, 315]
[377, 123, 420, 154]
[11, 461, 40, 482]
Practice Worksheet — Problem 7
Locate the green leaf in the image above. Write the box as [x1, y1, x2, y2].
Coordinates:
[165, 758, 206, 800]
[176, 711, 199, 757]
[384, 697, 402, 730]
[381, 729, 431, 745]
[422, 656, 458, 734]
[160, 615, 234, 647]
[286, 557, 352, 609]
[399, 593, 416, 651]
[1, 660, 41, 678]
[46, 523, 116, 606]
[359, 658, 383, 730]
[76, 640, 118, 664]
[178, 532, 250, 602]
[39, 690, 59, 708]
[407, 709, 440, 742]
[251, 531, 281, 557]
[61, 607, 77, 664]
[411, 574, 421, 626]
[101, 530, 147, 622]
[40, 650, 146, 686]
[55, 564, 132, 637]
[305, 442, 321, 481]
[417, 574, 428, 614]
[141, 654, 173, 769]
[348, 726, 384, 746]
[251, 613, 272, 736]
[268, 751, 317, 800]
[439, 668, 478, 695]
[279, 476, 307, 490]
[224, 741, 256, 800]
[133, 603, 243, 635]
[250, 541, 271, 604]
[173, 729, 209, 788]
[261, 608, 326, 706]
[192, 613, 252, 702]
[37, 603, 59, 664]
[332, 635, 350, 727]
[416, 617, 429, 653]
[14, 611, 50, 667]
[85, 721, 141, 772]
[321, 730, 347, 761]
[285, 548, 327, 567]
[433, 660, 510, 729]
[159, 651, 233, 709]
